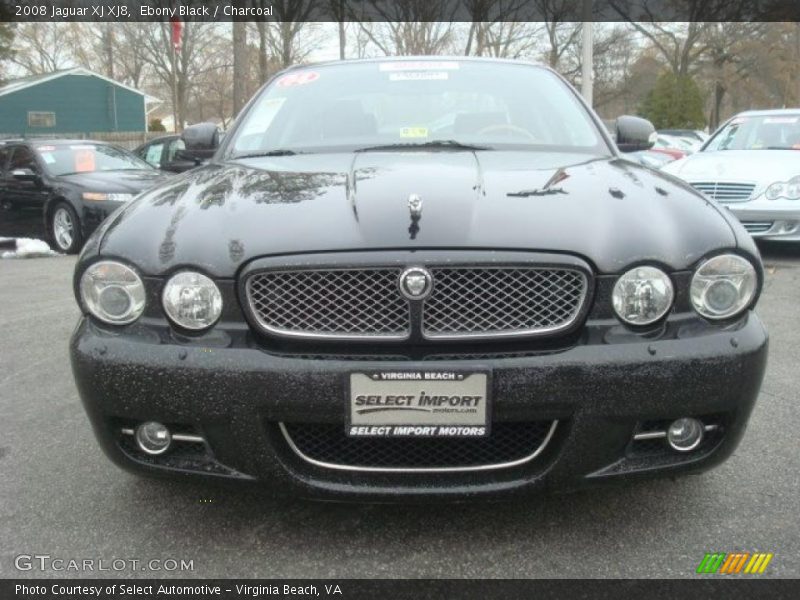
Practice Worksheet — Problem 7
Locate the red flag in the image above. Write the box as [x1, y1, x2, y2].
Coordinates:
[170, 19, 182, 52]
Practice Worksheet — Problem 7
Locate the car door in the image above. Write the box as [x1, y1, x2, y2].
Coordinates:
[4, 144, 48, 208]
[0, 145, 10, 206]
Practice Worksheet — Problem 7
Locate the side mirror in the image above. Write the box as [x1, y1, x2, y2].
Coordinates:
[181, 122, 220, 161]
[615, 116, 656, 153]
[11, 168, 39, 182]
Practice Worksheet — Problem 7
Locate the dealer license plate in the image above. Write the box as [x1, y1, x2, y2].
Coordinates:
[347, 371, 490, 438]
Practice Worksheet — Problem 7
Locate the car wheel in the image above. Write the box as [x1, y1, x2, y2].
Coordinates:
[50, 202, 83, 254]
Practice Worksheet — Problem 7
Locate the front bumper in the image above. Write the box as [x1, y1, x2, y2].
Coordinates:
[70, 309, 768, 501]
[723, 198, 800, 241]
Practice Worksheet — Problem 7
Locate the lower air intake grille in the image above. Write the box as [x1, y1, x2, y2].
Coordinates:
[280, 421, 557, 472]
[741, 221, 773, 234]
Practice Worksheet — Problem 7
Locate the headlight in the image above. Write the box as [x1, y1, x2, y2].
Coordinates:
[690, 254, 757, 320]
[612, 266, 674, 326]
[82, 192, 135, 202]
[79, 261, 146, 324]
[162, 271, 222, 330]
[765, 177, 800, 200]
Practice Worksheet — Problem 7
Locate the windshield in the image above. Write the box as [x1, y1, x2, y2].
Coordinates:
[228, 61, 607, 157]
[35, 143, 154, 176]
[704, 114, 800, 152]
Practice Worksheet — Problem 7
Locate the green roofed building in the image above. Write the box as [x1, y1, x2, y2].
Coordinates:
[0, 68, 156, 136]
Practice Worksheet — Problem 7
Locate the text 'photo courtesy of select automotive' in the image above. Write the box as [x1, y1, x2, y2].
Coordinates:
[0, 1, 798, 598]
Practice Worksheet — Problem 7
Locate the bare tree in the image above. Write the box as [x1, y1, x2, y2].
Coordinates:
[185, 34, 236, 127]
[350, 0, 457, 55]
[700, 23, 767, 128]
[135, 22, 218, 130]
[259, 0, 319, 69]
[462, 0, 538, 57]
[232, 22, 249, 114]
[9, 23, 74, 74]
[329, 0, 348, 59]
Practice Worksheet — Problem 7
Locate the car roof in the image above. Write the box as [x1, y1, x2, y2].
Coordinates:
[1, 139, 114, 147]
[286, 55, 545, 71]
[734, 108, 800, 117]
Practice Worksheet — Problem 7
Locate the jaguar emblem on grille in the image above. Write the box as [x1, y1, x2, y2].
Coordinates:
[399, 267, 433, 300]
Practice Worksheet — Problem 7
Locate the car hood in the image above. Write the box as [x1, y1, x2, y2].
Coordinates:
[662, 150, 800, 190]
[96, 151, 737, 277]
[60, 169, 165, 194]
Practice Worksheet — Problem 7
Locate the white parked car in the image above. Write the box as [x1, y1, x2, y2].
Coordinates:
[663, 109, 800, 241]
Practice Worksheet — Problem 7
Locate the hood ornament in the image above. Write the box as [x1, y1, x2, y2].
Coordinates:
[408, 193, 423, 218]
[399, 267, 433, 300]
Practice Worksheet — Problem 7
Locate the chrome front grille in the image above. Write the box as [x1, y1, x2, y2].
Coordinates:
[244, 263, 589, 341]
[422, 267, 586, 339]
[691, 181, 755, 202]
[741, 221, 774, 234]
[246, 268, 410, 339]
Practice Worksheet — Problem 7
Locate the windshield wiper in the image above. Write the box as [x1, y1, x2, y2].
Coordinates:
[766, 146, 800, 151]
[355, 140, 491, 152]
[232, 149, 302, 159]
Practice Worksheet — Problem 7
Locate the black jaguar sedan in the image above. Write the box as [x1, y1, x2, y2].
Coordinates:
[70, 58, 768, 501]
[0, 139, 163, 253]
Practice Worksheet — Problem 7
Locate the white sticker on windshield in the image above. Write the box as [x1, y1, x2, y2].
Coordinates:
[380, 61, 460, 72]
[389, 72, 449, 82]
[764, 117, 798, 124]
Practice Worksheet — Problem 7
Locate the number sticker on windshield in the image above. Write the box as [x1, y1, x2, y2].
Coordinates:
[400, 127, 429, 138]
[389, 72, 449, 82]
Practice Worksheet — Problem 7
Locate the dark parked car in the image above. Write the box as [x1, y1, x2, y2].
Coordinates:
[0, 139, 163, 253]
[70, 58, 767, 501]
[134, 134, 199, 174]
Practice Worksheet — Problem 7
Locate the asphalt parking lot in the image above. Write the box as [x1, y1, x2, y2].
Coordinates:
[1, 217, 798, 578]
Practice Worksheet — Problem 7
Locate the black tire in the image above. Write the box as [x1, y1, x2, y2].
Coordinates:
[49, 201, 83, 254]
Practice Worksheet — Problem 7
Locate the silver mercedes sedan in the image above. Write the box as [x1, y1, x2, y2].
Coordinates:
[663, 109, 800, 242]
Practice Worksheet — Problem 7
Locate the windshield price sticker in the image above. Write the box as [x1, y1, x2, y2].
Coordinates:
[74, 149, 96, 173]
[347, 371, 490, 437]
[390, 72, 449, 82]
[380, 61, 460, 72]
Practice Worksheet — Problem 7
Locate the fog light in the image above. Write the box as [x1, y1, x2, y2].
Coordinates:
[135, 422, 172, 455]
[666, 418, 704, 452]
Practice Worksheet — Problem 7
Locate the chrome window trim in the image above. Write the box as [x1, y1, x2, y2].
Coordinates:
[278, 420, 558, 474]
